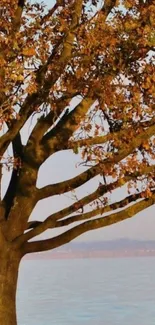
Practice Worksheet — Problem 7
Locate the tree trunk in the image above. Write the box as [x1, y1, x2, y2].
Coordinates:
[0, 247, 21, 325]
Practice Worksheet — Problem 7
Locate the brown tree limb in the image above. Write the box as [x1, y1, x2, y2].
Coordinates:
[11, 118, 154, 239]
[0, 165, 5, 220]
[29, 94, 75, 142]
[16, 164, 155, 244]
[38, 163, 100, 199]
[68, 118, 155, 149]
[41, 97, 94, 156]
[3, 133, 23, 219]
[17, 177, 127, 244]
[22, 194, 155, 254]
[11, 0, 25, 33]
[23, 96, 73, 168]
[101, 0, 117, 16]
[37, 159, 155, 202]
[27, 190, 155, 230]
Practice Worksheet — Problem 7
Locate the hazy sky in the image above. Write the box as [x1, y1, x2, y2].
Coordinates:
[3, 0, 154, 243]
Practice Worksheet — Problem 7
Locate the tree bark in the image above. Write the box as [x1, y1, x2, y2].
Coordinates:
[0, 247, 21, 325]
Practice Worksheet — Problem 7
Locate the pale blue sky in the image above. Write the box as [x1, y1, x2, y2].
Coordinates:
[3, 0, 154, 243]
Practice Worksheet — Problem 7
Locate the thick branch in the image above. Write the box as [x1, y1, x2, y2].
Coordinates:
[38, 163, 100, 199]
[36, 0, 83, 93]
[68, 118, 155, 149]
[37, 160, 155, 202]
[27, 190, 154, 230]
[16, 164, 155, 244]
[31, 95, 74, 140]
[101, 0, 117, 16]
[23, 96, 73, 167]
[0, 165, 5, 220]
[12, 0, 25, 33]
[41, 97, 94, 156]
[23, 194, 155, 254]
[17, 177, 127, 244]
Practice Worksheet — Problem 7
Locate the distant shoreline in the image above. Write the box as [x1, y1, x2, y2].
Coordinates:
[24, 239, 155, 259]
[24, 250, 155, 260]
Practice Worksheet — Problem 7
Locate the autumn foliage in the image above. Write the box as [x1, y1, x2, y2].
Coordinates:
[0, 0, 154, 255]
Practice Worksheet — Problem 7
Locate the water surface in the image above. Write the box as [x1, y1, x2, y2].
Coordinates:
[17, 257, 155, 325]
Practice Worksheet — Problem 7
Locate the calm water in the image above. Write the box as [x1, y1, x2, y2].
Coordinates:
[17, 257, 155, 325]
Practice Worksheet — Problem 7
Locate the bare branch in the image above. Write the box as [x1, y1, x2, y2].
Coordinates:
[16, 164, 155, 244]
[37, 157, 155, 202]
[23, 193, 155, 254]
[17, 177, 126, 244]
[38, 163, 100, 199]
[27, 190, 155, 230]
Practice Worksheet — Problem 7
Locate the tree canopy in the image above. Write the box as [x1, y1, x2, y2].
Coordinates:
[0, 0, 154, 255]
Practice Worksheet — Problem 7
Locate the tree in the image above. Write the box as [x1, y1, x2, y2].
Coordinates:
[0, 0, 154, 323]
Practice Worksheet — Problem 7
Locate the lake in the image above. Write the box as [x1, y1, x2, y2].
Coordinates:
[17, 257, 155, 325]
